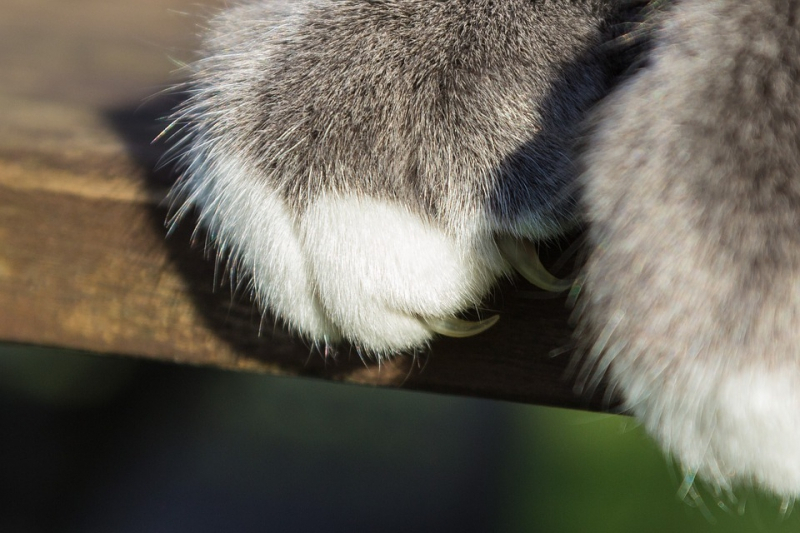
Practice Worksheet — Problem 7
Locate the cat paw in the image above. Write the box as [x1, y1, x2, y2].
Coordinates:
[169, 0, 618, 354]
[577, 0, 800, 497]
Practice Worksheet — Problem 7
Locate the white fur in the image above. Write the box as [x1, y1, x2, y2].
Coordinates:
[183, 154, 339, 342]
[303, 195, 507, 352]
[625, 361, 800, 497]
[181, 154, 508, 354]
[716, 369, 800, 495]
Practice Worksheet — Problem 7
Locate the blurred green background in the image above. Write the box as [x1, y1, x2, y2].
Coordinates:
[1, 343, 796, 532]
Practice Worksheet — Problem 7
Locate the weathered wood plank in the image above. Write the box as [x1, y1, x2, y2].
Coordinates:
[0, 0, 609, 410]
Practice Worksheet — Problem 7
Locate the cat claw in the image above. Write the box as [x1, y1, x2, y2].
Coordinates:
[497, 236, 573, 293]
[421, 315, 500, 338]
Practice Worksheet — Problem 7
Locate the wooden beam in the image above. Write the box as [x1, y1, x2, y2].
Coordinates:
[0, 0, 611, 410]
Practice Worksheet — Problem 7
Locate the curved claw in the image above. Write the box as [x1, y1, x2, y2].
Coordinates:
[497, 236, 573, 293]
[421, 314, 500, 338]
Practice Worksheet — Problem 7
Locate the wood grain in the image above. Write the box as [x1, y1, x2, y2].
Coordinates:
[0, 0, 613, 411]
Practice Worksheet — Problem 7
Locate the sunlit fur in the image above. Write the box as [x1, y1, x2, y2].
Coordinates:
[577, 0, 800, 498]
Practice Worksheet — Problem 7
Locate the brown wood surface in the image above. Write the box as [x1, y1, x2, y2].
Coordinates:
[0, 0, 613, 410]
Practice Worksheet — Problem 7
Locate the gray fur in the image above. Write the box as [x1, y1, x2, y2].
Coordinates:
[174, 0, 628, 239]
[578, 0, 800, 495]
